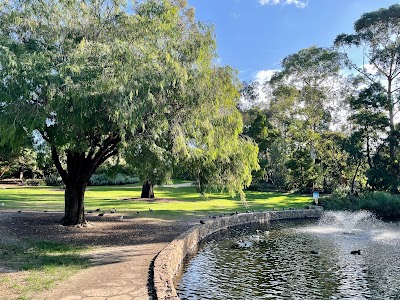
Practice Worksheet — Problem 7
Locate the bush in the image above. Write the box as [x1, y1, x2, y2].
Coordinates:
[332, 185, 351, 198]
[321, 191, 400, 219]
[44, 173, 63, 186]
[24, 179, 45, 186]
[89, 173, 139, 186]
[247, 180, 281, 192]
[358, 192, 400, 218]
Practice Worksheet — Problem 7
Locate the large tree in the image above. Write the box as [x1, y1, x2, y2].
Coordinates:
[264, 47, 344, 191]
[0, 0, 258, 225]
[335, 4, 400, 192]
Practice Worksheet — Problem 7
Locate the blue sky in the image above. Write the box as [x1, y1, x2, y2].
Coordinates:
[186, 0, 399, 82]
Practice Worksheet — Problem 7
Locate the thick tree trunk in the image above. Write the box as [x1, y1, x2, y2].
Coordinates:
[49, 134, 121, 226]
[62, 153, 90, 226]
[63, 180, 87, 226]
[141, 181, 154, 198]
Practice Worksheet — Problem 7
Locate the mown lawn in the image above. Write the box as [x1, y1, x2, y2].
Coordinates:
[0, 184, 313, 299]
[0, 184, 313, 219]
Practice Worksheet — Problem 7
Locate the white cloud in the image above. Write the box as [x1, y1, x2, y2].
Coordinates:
[251, 69, 279, 106]
[254, 69, 278, 83]
[258, 0, 309, 8]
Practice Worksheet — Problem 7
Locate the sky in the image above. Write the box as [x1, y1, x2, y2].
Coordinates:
[186, 0, 400, 82]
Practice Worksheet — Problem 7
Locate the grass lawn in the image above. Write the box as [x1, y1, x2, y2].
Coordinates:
[0, 240, 90, 300]
[0, 184, 313, 219]
[0, 184, 312, 299]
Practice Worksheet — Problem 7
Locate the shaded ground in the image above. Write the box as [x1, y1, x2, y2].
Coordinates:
[0, 211, 193, 300]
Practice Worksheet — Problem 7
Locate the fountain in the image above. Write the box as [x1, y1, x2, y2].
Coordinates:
[176, 211, 400, 299]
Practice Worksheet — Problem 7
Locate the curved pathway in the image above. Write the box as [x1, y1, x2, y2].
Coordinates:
[39, 243, 167, 300]
[0, 211, 192, 300]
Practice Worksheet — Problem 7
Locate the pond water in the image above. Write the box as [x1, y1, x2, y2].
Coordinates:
[176, 211, 400, 299]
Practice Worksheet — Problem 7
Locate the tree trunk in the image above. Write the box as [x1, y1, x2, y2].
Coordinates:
[62, 154, 90, 226]
[387, 80, 398, 193]
[141, 181, 154, 198]
[366, 131, 373, 169]
[351, 160, 362, 194]
[49, 134, 121, 226]
[63, 180, 87, 226]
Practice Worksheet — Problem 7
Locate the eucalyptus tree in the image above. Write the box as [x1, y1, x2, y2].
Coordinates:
[269, 46, 343, 131]
[266, 46, 343, 191]
[348, 83, 389, 169]
[335, 4, 400, 192]
[0, 0, 258, 225]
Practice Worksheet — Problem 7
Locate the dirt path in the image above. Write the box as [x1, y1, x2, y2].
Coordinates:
[0, 211, 193, 300]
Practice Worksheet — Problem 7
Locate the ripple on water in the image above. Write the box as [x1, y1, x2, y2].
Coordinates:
[177, 214, 400, 299]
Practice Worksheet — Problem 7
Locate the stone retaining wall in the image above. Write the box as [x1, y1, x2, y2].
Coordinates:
[153, 208, 323, 300]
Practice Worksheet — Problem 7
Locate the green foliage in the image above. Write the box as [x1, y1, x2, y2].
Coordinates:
[367, 149, 397, 191]
[44, 172, 63, 186]
[256, 46, 345, 193]
[0, 0, 259, 224]
[335, 4, 400, 193]
[168, 66, 260, 198]
[11, 148, 40, 179]
[89, 173, 139, 186]
[285, 148, 315, 192]
[321, 191, 400, 218]
[357, 192, 400, 218]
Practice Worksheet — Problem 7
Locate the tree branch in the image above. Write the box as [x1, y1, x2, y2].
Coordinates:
[51, 146, 68, 183]
[86, 133, 121, 177]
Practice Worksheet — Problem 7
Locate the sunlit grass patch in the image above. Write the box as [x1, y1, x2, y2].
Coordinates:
[0, 240, 90, 299]
[0, 184, 313, 219]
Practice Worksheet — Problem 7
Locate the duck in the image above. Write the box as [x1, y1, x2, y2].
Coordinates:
[350, 250, 361, 255]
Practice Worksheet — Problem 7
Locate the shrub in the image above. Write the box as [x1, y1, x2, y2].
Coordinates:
[332, 185, 351, 199]
[24, 179, 44, 186]
[321, 191, 400, 219]
[44, 173, 63, 186]
[89, 173, 139, 186]
[358, 192, 400, 218]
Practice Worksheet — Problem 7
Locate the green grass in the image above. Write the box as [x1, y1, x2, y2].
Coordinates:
[0, 240, 90, 300]
[0, 184, 312, 219]
[0, 184, 312, 299]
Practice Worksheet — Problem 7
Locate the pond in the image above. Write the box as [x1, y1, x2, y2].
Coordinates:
[176, 211, 400, 299]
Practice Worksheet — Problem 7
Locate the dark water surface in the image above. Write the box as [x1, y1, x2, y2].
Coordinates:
[176, 212, 400, 299]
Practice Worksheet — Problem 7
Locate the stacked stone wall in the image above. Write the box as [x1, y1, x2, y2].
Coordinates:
[153, 209, 323, 299]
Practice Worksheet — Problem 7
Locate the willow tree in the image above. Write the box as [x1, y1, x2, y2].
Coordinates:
[175, 66, 260, 199]
[335, 4, 400, 192]
[0, 0, 255, 225]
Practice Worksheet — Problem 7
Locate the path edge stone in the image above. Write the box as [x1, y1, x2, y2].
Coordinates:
[153, 208, 323, 299]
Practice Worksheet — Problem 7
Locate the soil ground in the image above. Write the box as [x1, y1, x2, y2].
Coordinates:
[0, 210, 193, 300]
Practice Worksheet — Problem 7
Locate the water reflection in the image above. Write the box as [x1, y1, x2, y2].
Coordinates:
[177, 211, 400, 299]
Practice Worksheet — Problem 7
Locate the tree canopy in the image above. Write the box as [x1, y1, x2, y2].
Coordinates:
[0, 0, 259, 225]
